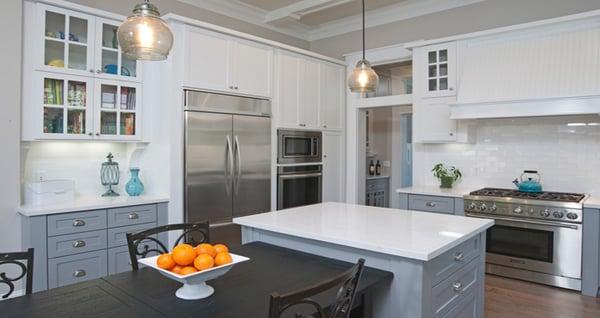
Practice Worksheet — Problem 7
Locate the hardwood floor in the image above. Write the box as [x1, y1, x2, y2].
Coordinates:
[485, 274, 600, 318]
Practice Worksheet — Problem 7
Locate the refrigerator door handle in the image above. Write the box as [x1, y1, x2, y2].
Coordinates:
[226, 135, 234, 196]
[234, 135, 242, 195]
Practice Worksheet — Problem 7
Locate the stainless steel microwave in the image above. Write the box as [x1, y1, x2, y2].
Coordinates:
[277, 130, 322, 164]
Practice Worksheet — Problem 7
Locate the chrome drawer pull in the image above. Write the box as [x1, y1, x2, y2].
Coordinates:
[73, 270, 86, 278]
[72, 219, 86, 227]
[454, 252, 464, 261]
[453, 281, 463, 292]
[425, 201, 437, 207]
[72, 240, 86, 248]
[128, 212, 139, 220]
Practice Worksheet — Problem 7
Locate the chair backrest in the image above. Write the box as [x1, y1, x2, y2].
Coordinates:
[268, 258, 365, 318]
[0, 248, 34, 299]
[125, 222, 210, 270]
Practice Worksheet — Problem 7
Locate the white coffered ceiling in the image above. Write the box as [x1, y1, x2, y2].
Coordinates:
[178, 0, 488, 41]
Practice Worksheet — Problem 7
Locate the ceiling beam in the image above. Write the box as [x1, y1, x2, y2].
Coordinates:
[264, 0, 354, 24]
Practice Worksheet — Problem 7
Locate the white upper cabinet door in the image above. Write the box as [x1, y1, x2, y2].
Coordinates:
[233, 41, 273, 98]
[276, 52, 301, 128]
[323, 131, 344, 202]
[94, 18, 142, 82]
[93, 79, 142, 141]
[185, 29, 231, 92]
[319, 63, 343, 130]
[422, 42, 456, 98]
[299, 59, 320, 129]
[413, 97, 457, 143]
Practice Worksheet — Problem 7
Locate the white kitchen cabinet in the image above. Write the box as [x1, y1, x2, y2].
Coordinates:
[276, 52, 301, 127]
[413, 96, 472, 143]
[319, 63, 344, 130]
[93, 17, 141, 82]
[323, 131, 344, 202]
[185, 27, 272, 98]
[299, 59, 320, 129]
[420, 42, 456, 98]
[94, 80, 142, 141]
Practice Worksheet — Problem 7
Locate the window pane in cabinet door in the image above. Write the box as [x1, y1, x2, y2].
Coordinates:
[428, 79, 437, 91]
[45, 40, 64, 68]
[102, 50, 118, 75]
[100, 111, 117, 135]
[67, 109, 85, 134]
[69, 17, 87, 44]
[120, 113, 136, 136]
[439, 77, 448, 90]
[68, 44, 87, 70]
[428, 51, 436, 64]
[439, 63, 448, 77]
[44, 107, 64, 133]
[101, 85, 117, 109]
[121, 54, 136, 77]
[101, 24, 119, 49]
[67, 81, 86, 107]
[428, 65, 437, 78]
[120, 87, 136, 110]
[45, 11, 65, 40]
[439, 49, 448, 62]
[44, 78, 64, 105]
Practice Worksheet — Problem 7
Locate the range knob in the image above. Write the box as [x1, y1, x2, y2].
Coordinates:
[490, 204, 498, 212]
[513, 206, 523, 214]
[540, 209, 551, 217]
[553, 211, 564, 219]
[479, 203, 487, 211]
[468, 202, 477, 211]
[566, 212, 578, 220]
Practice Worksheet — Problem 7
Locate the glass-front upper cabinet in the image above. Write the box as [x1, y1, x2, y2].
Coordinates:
[94, 18, 140, 81]
[422, 42, 456, 98]
[41, 6, 94, 75]
[94, 80, 141, 140]
[39, 73, 92, 138]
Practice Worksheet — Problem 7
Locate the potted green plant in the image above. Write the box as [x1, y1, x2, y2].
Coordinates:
[432, 163, 462, 188]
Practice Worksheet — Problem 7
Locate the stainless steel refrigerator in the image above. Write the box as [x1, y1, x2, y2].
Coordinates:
[184, 90, 271, 246]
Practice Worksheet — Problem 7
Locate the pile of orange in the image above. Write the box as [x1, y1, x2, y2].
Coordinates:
[156, 243, 233, 276]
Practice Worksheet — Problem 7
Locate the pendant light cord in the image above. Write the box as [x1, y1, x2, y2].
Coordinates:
[362, 0, 366, 61]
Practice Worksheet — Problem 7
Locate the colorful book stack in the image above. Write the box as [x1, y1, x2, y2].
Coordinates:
[120, 87, 136, 110]
[44, 78, 63, 105]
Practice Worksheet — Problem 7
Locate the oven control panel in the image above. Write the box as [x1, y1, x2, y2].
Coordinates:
[464, 200, 582, 223]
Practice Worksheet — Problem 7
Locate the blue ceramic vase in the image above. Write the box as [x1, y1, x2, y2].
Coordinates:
[125, 168, 144, 196]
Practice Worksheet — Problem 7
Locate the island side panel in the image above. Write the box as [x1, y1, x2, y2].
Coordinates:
[21, 215, 48, 292]
[582, 208, 600, 296]
[477, 232, 486, 317]
[241, 226, 427, 318]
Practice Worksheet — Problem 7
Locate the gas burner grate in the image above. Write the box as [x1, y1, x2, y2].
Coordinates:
[469, 188, 585, 203]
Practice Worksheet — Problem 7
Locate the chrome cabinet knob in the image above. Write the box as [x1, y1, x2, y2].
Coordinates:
[87, 132, 93, 136]
[95, 132, 100, 136]
[96, 69, 102, 74]
[229, 86, 234, 89]
[72, 219, 86, 227]
[73, 270, 86, 278]
[89, 69, 94, 73]
[449, 87, 454, 91]
[72, 240, 86, 248]
[425, 201, 437, 207]
[513, 206, 523, 214]
[452, 281, 463, 291]
[454, 251, 464, 261]
[234, 86, 238, 90]
[128, 212, 139, 220]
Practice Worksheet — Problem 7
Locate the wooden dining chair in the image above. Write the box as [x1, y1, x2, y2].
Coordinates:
[0, 248, 34, 299]
[268, 258, 366, 318]
[126, 222, 210, 270]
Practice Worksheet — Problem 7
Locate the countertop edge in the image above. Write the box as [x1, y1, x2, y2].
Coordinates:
[17, 196, 170, 217]
[395, 187, 472, 198]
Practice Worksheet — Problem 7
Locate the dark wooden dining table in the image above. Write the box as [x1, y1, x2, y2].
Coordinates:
[0, 242, 392, 317]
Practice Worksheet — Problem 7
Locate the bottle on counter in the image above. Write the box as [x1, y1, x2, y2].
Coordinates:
[368, 160, 375, 176]
[376, 160, 381, 176]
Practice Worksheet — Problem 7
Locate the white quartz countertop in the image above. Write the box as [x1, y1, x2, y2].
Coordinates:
[17, 195, 170, 216]
[395, 185, 476, 198]
[234, 202, 493, 261]
[583, 195, 600, 209]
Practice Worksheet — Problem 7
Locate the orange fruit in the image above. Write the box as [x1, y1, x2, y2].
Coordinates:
[171, 265, 183, 274]
[214, 252, 233, 266]
[213, 244, 229, 254]
[172, 244, 196, 266]
[193, 254, 215, 271]
[156, 253, 176, 270]
[195, 243, 217, 258]
[179, 266, 198, 276]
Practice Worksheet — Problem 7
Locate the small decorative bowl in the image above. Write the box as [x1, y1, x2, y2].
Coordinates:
[138, 253, 250, 300]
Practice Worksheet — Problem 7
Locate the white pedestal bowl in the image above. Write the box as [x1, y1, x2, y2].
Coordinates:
[138, 253, 250, 300]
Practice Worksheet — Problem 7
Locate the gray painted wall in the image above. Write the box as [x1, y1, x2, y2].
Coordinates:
[310, 0, 600, 59]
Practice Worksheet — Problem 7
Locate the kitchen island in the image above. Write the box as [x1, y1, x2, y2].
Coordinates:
[233, 202, 494, 318]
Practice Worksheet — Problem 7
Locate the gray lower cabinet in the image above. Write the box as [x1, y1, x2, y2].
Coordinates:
[366, 178, 389, 207]
[582, 208, 600, 297]
[21, 202, 168, 292]
[398, 193, 464, 216]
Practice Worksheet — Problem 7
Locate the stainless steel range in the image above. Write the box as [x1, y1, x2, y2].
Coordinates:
[464, 188, 587, 291]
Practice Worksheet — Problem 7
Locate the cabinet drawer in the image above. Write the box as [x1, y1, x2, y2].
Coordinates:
[428, 235, 480, 285]
[107, 222, 157, 248]
[107, 205, 156, 228]
[366, 179, 388, 191]
[48, 229, 107, 258]
[408, 194, 454, 214]
[108, 243, 157, 275]
[47, 210, 107, 236]
[432, 258, 479, 318]
[48, 250, 108, 288]
[441, 289, 477, 318]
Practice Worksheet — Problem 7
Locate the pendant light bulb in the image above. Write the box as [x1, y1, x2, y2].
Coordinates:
[117, 0, 174, 61]
[347, 0, 379, 93]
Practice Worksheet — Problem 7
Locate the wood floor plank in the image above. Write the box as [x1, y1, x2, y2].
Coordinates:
[485, 275, 600, 318]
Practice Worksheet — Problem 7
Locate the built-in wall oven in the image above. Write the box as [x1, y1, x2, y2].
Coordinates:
[277, 165, 322, 210]
[277, 130, 322, 164]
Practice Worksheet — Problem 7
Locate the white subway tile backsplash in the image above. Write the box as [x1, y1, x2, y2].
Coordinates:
[414, 115, 600, 193]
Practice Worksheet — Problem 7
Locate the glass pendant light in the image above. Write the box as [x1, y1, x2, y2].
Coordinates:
[117, 0, 174, 61]
[348, 0, 379, 93]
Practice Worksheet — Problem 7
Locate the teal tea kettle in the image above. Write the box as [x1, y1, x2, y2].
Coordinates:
[513, 170, 542, 193]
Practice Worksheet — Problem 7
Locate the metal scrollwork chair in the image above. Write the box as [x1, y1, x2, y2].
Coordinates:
[268, 258, 366, 318]
[0, 248, 34, 299]
[126, 222, 210, 271]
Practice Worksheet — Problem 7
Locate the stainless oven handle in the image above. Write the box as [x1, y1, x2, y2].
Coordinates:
[279, 173, 322, 180]
[466, 213, 579, 229]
